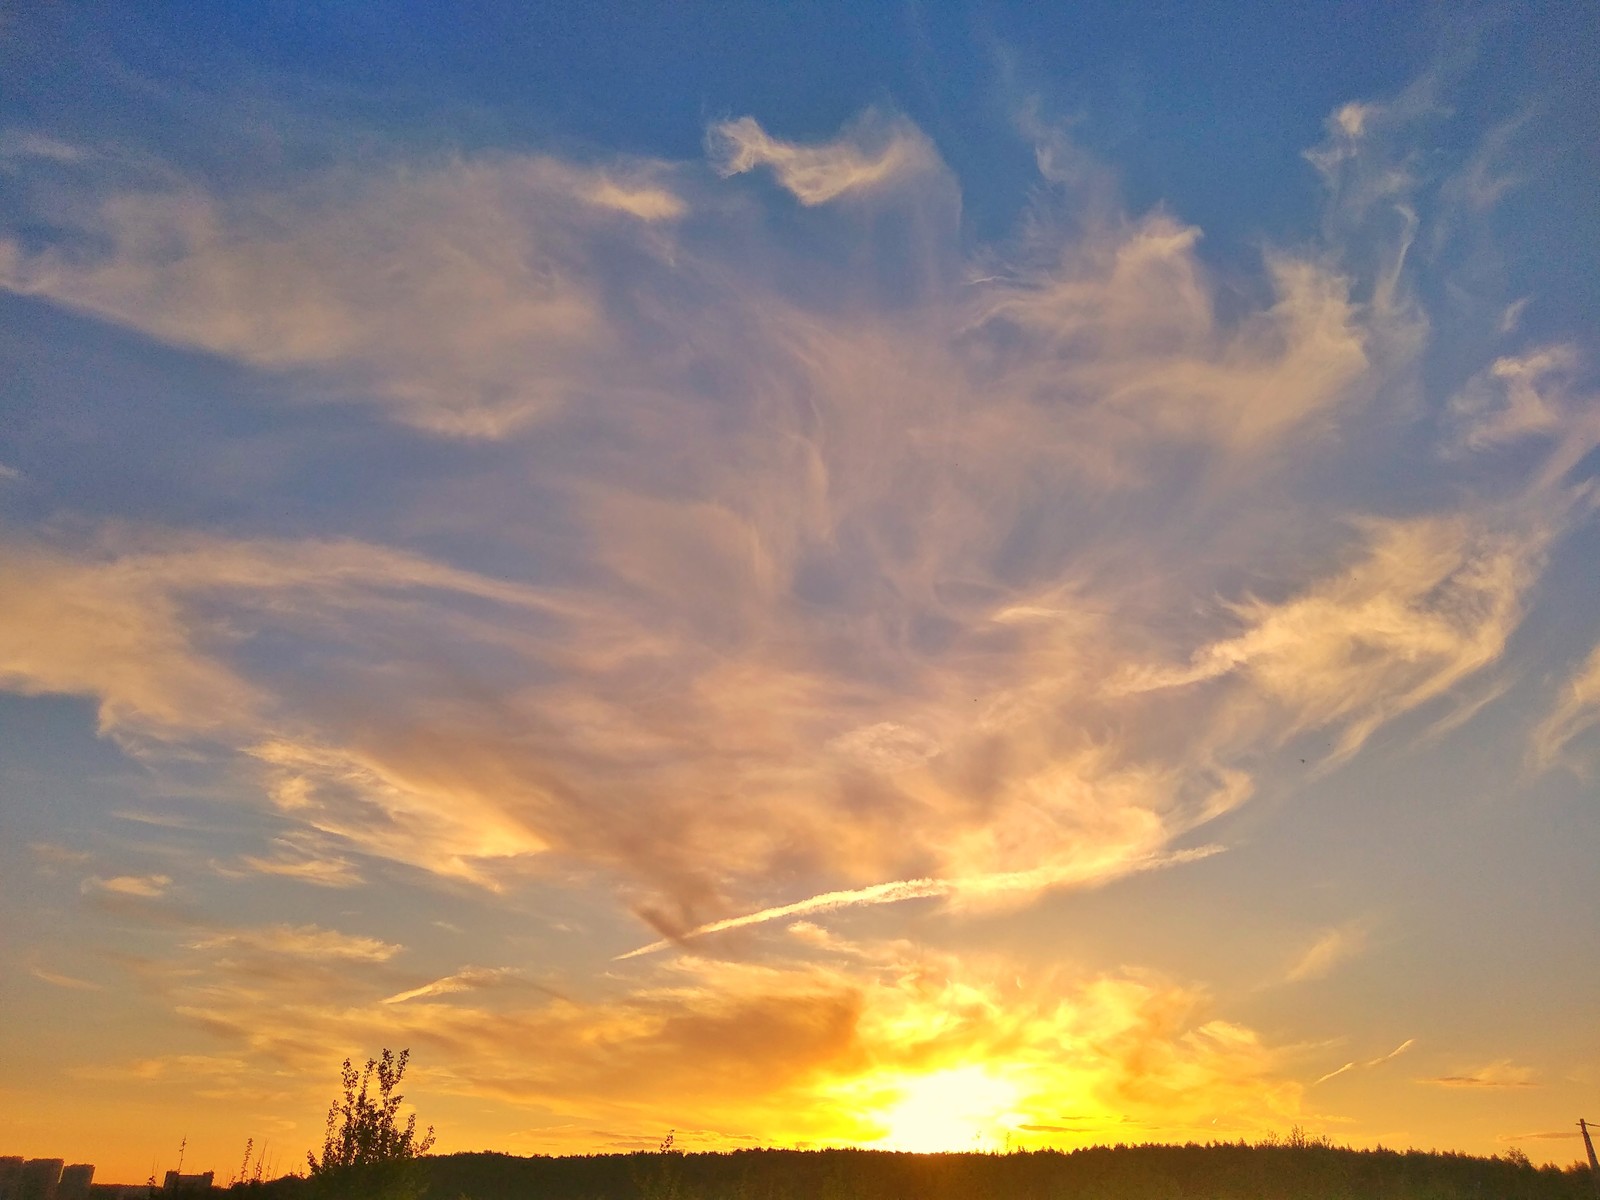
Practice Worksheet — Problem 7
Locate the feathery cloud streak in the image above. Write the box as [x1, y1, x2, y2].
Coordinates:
[0, 99, 1594, 952]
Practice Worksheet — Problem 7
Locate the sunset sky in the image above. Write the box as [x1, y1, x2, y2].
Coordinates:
[2, 1, 1598, 1184]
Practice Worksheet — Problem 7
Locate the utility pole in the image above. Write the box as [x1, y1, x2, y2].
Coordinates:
[1580, 1119, 1600, 1200]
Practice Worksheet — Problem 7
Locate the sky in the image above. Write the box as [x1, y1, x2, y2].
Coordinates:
[2, 0, 1598, 1183]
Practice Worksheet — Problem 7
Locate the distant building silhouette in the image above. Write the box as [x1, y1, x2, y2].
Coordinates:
[15, 1159, 63, 1200]
[55, 1167, 92, 1200]
[0, 1158, 23, 1200]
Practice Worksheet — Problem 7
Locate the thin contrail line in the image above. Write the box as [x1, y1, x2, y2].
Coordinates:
[616, 845, 1222, 959]
[1313, 1038, 1414, 1086]
[1313, 1062, 1355, 1086]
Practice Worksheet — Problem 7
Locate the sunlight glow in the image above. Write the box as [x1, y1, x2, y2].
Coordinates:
[864, 1066, 1025, 1153]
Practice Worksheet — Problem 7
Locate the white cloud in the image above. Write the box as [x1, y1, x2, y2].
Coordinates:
[708, 112, 941, 205]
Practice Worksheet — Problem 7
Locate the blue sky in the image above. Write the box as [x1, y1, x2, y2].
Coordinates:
[2, 0, 1598, 1180]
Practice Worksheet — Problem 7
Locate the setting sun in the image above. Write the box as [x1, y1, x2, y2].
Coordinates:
[863, 1066, 1025, 1153]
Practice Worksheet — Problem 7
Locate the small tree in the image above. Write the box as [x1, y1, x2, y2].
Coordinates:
[307, 1048, 435, 1196]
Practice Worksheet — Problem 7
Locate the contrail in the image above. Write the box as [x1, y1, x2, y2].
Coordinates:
[1367, 1037, 1415, 1065]
[1313, 1062, 1355, 1086]
[382, 966, 520, 1004]
[1314, 1038, 1414, 1086]
[616, 845, 1222, 959]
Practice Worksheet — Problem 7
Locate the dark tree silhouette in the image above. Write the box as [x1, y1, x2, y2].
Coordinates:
[306, 1048, 435, 1197]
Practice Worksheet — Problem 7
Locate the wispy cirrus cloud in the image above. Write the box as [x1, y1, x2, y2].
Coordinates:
[1118, 511, 1554, 762]
[186, 922, 402, 963]
[1529, 639, 1600, 773]
[1285, 921, 1371, 983]
[30, 841, 94, 866]
[0, 86, 1586, 958]
[222, 832, 366, 889]
[82, 873, 173, 898]
[707, 111, 940, 205]
[1448, 344, 1600, 488]
[29, 965, 104, 991]
[0, 154, 687, 436]
[1424, 1060, 1538, 1089]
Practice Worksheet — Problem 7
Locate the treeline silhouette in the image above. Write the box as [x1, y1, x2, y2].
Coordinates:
[229, 1141, 1596, 1200]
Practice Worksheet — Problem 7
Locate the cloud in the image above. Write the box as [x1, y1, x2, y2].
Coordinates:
[247, 736, 549, 886]
[0, 154, 688, 436]
[69, 1054, 250, 1084]
[961, 218, 1373, 453]
[0, 93, 1588, 953]
[1286, 922, 1370, 983]
[225, 833, 365, 888]
[1119, 513, 1549, 760]
[1423, 1060, 1538, 1089]
[584, 178, 687, 221]
[1370, 1038, 1416, 1065]
[0, 131, 87, 163]
[83, 873, 172, 898]
[1304, 75, 1441, 224]
[708, 112, 941, 205]
[187, 922, 401, 962]
[826, 721, 943, 773]
[1448, 345, 1600, 478]
[29, 966, 104, 990]
[0, 531, 554, 739]
[1530, 640, 1600, 772]
[130, 926, 1301, 1151]
[29, 841, 94, 866]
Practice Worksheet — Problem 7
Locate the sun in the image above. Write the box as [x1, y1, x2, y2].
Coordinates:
[866, 1065, 1024, 1153]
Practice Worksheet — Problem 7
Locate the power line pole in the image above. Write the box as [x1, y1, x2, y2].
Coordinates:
[1580, 1119, 1600, 1200]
